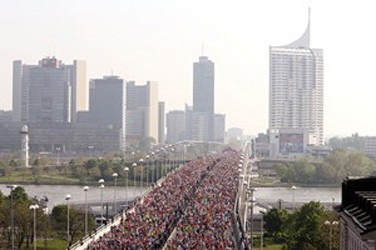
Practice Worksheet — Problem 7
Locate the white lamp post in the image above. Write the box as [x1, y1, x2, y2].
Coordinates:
[124, 167, 129, 206]
[291, 185, 297, 210]
[151, 152, 155, 183]
[88, 145, 94, 159]
[65, 194, 71, 246]
[324, 220, 339, 250]
[145, 155, 150, 186]
[6, 184, 17, 250]
[98, 179, 105, 226]
[29, 204, 39, 250]
[139, 158, 144, 188]
[56, 147, 61, 165]
[249, 188, 256, 250]
[83, 186, 89, 235]
[112, 173, 118, 214]
[132, 163, 137, 195]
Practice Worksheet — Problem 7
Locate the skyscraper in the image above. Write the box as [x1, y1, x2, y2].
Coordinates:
[126, 81, 159, 143]
[192, 56, 215, 141]
[269, 11, 324, 145]
[89, 75, 126, 151]
[12, 57, 87, 123]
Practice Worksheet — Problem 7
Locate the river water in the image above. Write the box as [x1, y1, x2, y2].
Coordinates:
[0, 184, 342, 210]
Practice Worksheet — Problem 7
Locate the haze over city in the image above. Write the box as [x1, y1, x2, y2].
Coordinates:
[1, 0, 376, 137]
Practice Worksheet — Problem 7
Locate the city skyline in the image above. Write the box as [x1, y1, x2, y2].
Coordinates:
[1, 0, 376, 137]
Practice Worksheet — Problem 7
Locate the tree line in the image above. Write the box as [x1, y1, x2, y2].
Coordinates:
[0, 186, 94, 249]
[274, 149, 376, 184]
[263, 201, 339, 250]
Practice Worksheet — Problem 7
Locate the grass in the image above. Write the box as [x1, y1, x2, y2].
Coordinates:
[21, 239, 67, 250]
[252, 236, 284, 250]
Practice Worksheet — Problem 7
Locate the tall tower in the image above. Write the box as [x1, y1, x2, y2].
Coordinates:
[126, 81, 159, 143]
[20, 125, 29, 168]
[269, 10, 324, 145]
[89, 76, 126, 151]
[192, 56, 215, 141]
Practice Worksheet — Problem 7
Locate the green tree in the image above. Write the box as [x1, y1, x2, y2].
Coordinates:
[264, 208, 288, 240]
[51, 204, 95, 246]
[283, 201, 330, 250]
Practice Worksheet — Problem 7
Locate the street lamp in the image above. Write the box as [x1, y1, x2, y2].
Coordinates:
[65, 194, 71, 246]
[98, 179, 105, 226]
[291, 185, 297, 210]
[151, 152, 155, 183]
[324, 220, 339, 250]
[139, 158, 144, 188]
[6, 184, 17, 250]
[88, 145, 94, 159]
[56, 147, 61, 165]
[124, 167, 129, 207]
[249, 188, 256, 249]
[145, 155, 150, 186]
[132, 163, 137, 194]
[112, 173, 118, 214]
[29, 204, 39, 250]
[83, 186, 89, 235]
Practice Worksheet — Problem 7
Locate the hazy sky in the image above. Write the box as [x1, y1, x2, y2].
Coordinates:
[1, 0, 376, 138]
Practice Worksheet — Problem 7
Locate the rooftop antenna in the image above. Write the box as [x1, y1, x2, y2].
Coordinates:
[201, 42, 204, 56]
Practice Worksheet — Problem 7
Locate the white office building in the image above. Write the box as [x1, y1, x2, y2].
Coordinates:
[269, 11, 324, 146]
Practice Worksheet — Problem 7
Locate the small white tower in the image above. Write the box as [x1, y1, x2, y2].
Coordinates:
[20, 125, 29, 168]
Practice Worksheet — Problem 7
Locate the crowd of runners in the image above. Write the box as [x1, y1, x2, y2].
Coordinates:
[87, 150, 240, 249]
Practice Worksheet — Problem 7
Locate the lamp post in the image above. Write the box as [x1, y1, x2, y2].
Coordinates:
[156, 150, 160, 180]
[65, 194, 71, 246]
[249, 188, 256, 250]
[98, 179, 105, 226]
[88, 145, 94, 159]
[139, 158, 144, 188]
[56, 147, 61, 165]
[124, 167, 129, 207]
[132, 163, 137, 194]
[324, 220, 339, 250]
[151, 152, 155, 183]
[6, 184, 17, 250]
[112, 173, 118, 214]
[145, 155, 150, 186]
[291, 185, 297, 210]
[29, 204, 39, 250]
[83, 186, 89, 235]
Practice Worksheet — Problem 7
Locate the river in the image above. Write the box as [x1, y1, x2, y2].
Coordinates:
[0, 184, 342, 210]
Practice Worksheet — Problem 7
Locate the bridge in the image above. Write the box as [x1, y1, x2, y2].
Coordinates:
[69, 143, 257, 249]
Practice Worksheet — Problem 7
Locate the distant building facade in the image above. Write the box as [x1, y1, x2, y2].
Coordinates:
[365, 136, 376, 158]
[126, 81, 159, 143]
[158, 101, 165, 144]
[192, 56, 215, 141]
[166, 110, 186, 144]
[12, 57, 87, 123]
[269, 12, 324, 146]
[89, 76, 126, 151]
[0, 110, 12, 122]
[214, 114, 226, 143]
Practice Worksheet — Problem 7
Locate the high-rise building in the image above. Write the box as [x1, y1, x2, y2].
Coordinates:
[214, 114, 226, 143]
[126, 81, 159, 143]
[269, 11, 324, 145]
[12, 57, 87, 123]
[158, 101, 165, 144]
[166, 110, 186, 144]
[192, 56, 215, 141]
[89, 75, 126, 151]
